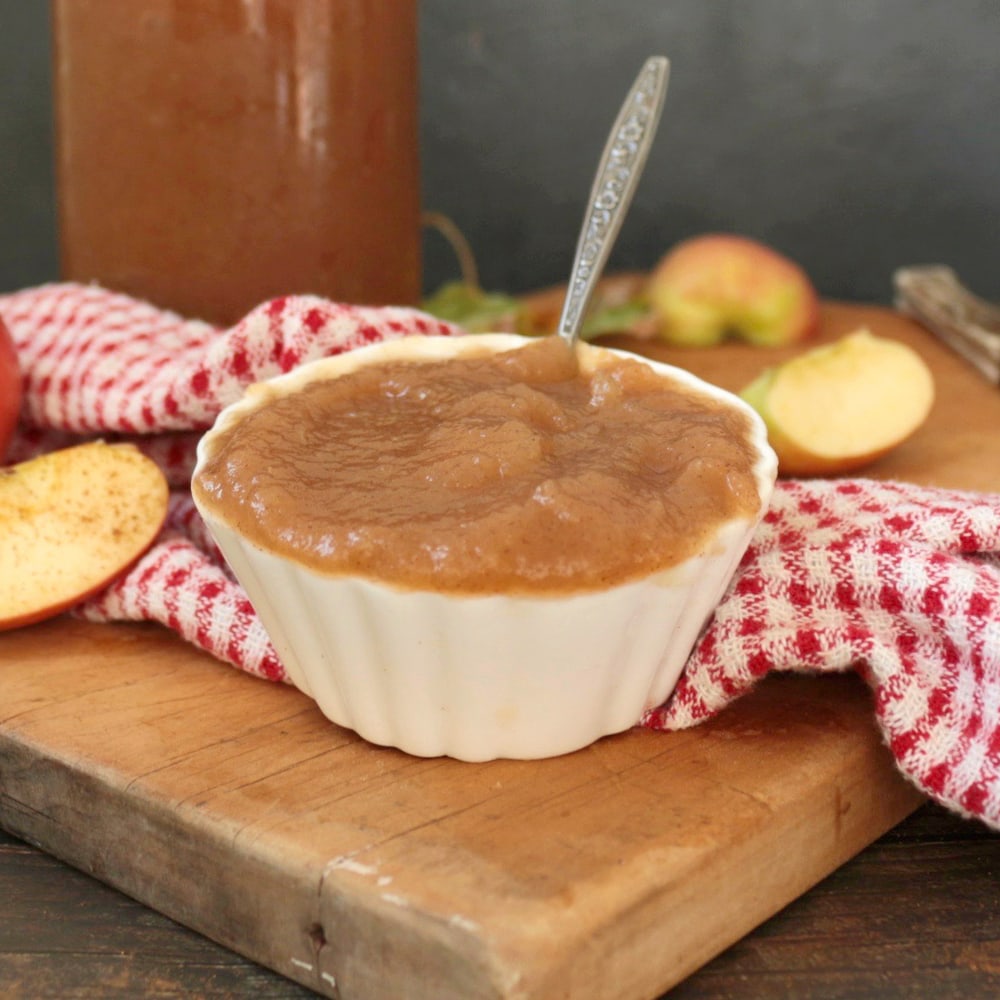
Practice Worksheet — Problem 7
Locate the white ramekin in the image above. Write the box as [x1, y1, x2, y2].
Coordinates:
[193, 334, 777, 761]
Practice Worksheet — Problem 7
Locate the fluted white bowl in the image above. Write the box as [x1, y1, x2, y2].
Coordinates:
[193, 334, 777, 761]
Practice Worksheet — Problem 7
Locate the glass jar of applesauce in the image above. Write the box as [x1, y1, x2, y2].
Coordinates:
[51, 0, 421, 325]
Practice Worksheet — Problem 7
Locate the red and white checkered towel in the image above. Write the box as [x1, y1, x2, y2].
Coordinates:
[3, 283, 1000, 829]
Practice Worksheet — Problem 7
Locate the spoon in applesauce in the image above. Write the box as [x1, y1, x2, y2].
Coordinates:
[557, 56, 670, 346]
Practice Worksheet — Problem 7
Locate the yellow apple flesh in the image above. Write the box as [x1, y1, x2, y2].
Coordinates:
[0, 442, 169, 630]
[649, 234, 820, 347]
[740, 329, 935, 477]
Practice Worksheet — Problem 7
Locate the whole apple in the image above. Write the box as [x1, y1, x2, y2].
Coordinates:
[0, 314, 21, 461]
[649, 234, 820, 347]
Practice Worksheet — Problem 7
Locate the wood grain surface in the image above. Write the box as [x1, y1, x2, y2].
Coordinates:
[3, 804, 997, 998]
[1, 302, 998, 999]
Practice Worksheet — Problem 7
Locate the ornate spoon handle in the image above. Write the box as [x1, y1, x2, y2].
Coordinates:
[557, 56, 670, 344]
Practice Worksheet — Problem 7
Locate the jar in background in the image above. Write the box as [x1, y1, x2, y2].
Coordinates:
[51, 0, 421, 325]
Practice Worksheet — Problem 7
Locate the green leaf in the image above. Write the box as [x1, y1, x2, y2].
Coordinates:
[580, 301, 651, 340]
[421, 282, 520, 333]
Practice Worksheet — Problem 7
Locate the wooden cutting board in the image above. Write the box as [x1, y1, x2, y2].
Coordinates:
[1, 301, 998, 999]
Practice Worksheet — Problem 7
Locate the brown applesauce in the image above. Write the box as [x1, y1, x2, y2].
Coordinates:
[194, 338, 763, 594]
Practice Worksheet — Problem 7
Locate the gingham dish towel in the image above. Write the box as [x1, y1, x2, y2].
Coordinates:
[3, 283, 1000, 829]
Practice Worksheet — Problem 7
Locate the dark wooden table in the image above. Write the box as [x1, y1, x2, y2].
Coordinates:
[1, 802, 997, 998]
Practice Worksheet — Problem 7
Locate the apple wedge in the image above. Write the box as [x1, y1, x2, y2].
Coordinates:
[740, 329, 935, 477]
[0, 441, 168, 630]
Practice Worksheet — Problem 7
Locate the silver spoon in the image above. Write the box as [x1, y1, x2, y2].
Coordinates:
[557, 56, 670, 346]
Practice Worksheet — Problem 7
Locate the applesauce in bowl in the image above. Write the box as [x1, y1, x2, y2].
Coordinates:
[192, 334, 777, 760]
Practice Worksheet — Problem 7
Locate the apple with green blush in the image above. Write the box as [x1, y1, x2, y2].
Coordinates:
[649, 234, 821, 348]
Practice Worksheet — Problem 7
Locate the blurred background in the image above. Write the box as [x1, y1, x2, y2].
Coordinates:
[1, 0, 997, 305]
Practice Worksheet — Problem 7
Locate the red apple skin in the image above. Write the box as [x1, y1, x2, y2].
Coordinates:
[649, 234, 821, 348]
[0, 314, 20, 461]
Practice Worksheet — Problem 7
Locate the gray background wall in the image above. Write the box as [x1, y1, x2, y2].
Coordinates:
[2, 1, 997, 306]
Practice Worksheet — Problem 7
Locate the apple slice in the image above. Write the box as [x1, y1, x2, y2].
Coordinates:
[0, 442, 169, 630]
[649, 234, 820, 347]
[740, 329, 935, 476]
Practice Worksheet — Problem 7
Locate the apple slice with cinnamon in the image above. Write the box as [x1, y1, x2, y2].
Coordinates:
[0, 442, 168, 630]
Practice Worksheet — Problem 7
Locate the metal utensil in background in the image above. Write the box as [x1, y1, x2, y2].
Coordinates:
[557, 56, 670, 345]
[895, 265, 1000, 385]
